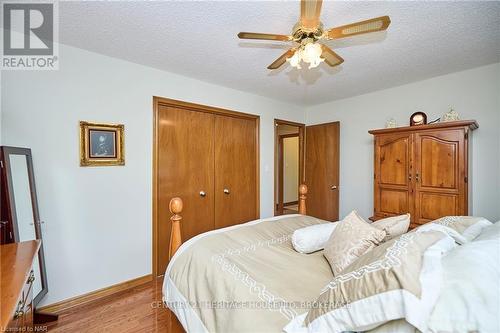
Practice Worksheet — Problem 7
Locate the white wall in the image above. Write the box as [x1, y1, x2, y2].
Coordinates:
[283, 136, 299, 203]
[1, 44, 304, 305]
[306, 63, 500, 223]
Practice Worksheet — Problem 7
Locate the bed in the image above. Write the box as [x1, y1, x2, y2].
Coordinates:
[162, 185, 500, 332]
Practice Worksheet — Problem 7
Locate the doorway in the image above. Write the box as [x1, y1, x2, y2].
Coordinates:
[274, 119, 305, 216]
[274, 120, 340, 221]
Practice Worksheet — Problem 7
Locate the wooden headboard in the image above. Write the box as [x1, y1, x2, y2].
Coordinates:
[168, 184, 308, 259]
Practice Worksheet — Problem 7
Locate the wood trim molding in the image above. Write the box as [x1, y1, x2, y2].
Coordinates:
[280, 133, 300, 139]
[152, 97, 160, 280]
[38, 275, 152, 314]
[153, 96, 259, 120]
[274, 118, 305, 127]
[152, 96, 260, 277]
[368, 120, 478, 135]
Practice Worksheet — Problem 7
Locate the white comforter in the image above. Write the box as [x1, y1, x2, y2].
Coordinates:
[426, 221, 500, 333]
[374, 222, 500, 333]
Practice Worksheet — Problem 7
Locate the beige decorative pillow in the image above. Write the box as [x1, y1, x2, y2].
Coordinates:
[372, 214, 411, 242]
[284, 230, 456, 333]
[432, 216, 492, 242]
[323, 210, 386, 275]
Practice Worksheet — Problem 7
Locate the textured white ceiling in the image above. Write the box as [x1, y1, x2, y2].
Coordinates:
[59, 1, 500, 106]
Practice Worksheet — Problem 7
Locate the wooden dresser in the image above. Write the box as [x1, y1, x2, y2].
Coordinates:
[1, 240, 40, 330]
[369, 120, 478, 228]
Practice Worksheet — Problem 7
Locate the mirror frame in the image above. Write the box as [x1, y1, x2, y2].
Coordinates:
[0, 146, 49, 306]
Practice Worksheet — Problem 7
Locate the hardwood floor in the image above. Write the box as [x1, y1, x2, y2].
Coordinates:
[283, 203, 298, 215]
[45, 277, 170, 332]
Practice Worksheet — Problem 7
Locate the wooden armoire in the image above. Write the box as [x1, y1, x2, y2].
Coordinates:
[369, 120, 478, 228]
[153, 97, 260, 276]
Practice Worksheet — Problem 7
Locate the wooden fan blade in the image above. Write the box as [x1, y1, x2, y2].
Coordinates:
[325, 16, 391, 39]
[238, 32, 291, 41]
[268, 49, 296, 69]
[321, 45, 344, 67]
[300, 0, 323, 29]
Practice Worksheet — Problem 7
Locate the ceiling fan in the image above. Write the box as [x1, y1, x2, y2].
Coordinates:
[237, 0, 390, 70]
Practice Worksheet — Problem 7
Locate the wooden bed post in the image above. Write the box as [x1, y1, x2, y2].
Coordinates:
[298, 184, 307, 215]
[169, 197, 183, 260]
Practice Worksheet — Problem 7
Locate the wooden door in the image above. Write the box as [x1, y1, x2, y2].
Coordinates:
[414, 129, 465, 226]
[305, 122, 340, 221]
[214, 115, 258, 229]
[374, 133, 413, 220]
[157, 105, 215, 274]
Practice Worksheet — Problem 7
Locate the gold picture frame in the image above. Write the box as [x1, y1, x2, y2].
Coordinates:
[79, 121, 125, 166]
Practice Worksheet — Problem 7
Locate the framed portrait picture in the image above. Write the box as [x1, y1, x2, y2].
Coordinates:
[80, 121, 124, 166]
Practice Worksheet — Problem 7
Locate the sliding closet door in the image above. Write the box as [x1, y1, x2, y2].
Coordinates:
[305, 122, 340, 221]
[214, 115, 258, 229]
[157, 105, 215, 274]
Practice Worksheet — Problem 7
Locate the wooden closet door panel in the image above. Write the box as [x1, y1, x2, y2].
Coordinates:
[157, 106, 215, 273]
[305, 122, 339, 221]
[374, 134, 413, 219]
[414, 129, 465, 226]
[214, 115, 258, 229]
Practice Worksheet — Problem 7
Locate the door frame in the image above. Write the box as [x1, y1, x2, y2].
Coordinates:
[153, 96, 260, 277]
[274, 119, 305, 216]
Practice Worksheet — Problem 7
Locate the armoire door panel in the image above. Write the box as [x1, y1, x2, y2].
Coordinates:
[214, 115, 258, 229]
[419, 136, 458, 189]
[305, 122, 340, 222]
[379, 136, 410, 186]
[157, 105, 215, 274]
[374, 133, 413, 219]
[419, 193, 458, 220]
[414, 129, 465, 225]
[379, 188, 409, 215]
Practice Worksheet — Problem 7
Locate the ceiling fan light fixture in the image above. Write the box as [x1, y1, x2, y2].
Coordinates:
[308, 56, 324, 69]
[286, 42, 324, 69]
[287, 50, 302, 69]
[302, 42, 322, 62]
[238, 1, 391, 70]
[302, 42, 323, 68]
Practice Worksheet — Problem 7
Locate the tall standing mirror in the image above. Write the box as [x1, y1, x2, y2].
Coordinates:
[0, 147, 49, 308]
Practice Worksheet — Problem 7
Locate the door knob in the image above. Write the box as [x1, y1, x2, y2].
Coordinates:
[223, 188, 230, 194]
[331, 185, 338, 190]
[199, 191, 206, 197]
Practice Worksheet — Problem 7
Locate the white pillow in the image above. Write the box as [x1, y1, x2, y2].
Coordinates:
[461, 218, 493, 241]
[474, 221, 500, 242]
[292, 222, 337, 254]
